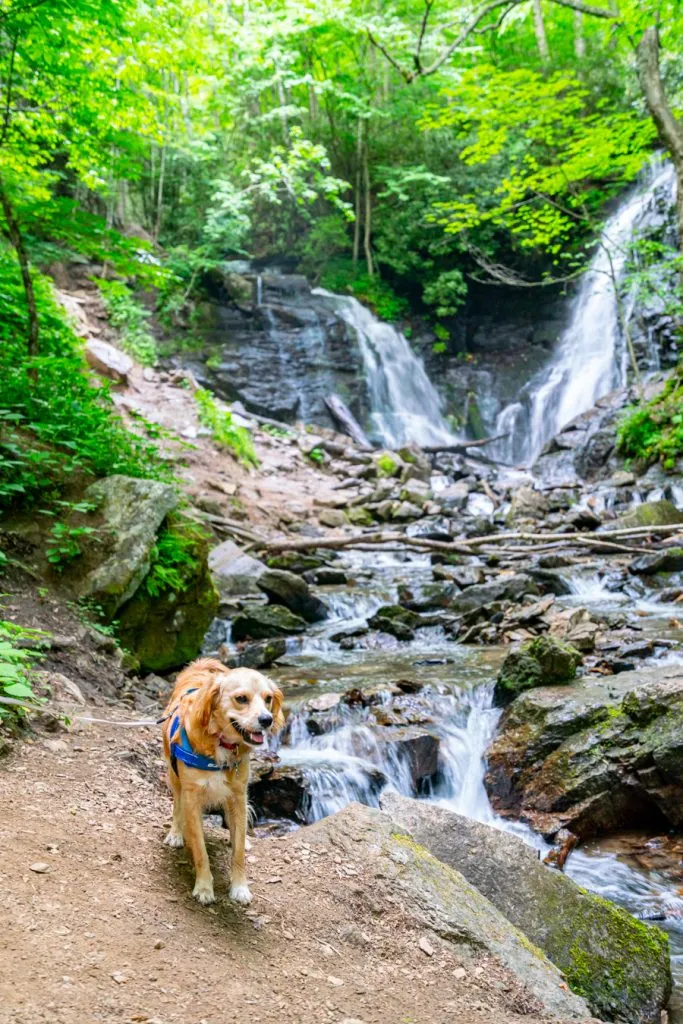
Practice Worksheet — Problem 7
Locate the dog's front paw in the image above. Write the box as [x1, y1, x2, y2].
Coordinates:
[230, 883, 252, 906]
[164, 830, 184, 848]
[193, 879, 215, 905]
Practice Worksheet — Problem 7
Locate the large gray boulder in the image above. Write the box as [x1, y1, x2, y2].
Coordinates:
[81, 475, 179, 619]
[616, 500, 683, 529]
[299, 804, 591, 1020]
[382, 794, 672, 1024]
[230, 604, 307, 641]
[450, 573, 539, 613]
[209, 539, 266, 599]
[257, 567, 328, 623]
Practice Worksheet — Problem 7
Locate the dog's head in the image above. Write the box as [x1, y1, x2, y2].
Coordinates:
[193, 663, 284, 751]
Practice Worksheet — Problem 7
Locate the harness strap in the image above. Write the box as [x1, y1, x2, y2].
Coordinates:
[165, 689, 241, 776]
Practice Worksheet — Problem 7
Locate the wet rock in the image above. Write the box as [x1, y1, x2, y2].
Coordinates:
[465, 493, 495, 518]
[384, 726, 439, 787]
[391, 501, 423, 522]
[304, 567, 349, 586]
[616, 499, 683, 528]
[266, 551, 332, 575]
[346, 506, 375, 527]
[549, 608, 600, 652]
[231, 605, 307, 641]
[450, 574, 538, 613]
[81, 475, 180, 619]
[566, 507, 602, 530]
[507, 486, 549, 524]
[485, 665, 683, 837]
[300, 805, 591, 1020]
[574, 429, 616, 481]
[438, 481, 471, 513]
[249, 760, 384, 822]
[398, 479, 431, 507]
[318, 508, 346, 528]
[494, 635, 583, 705]
[257, 567, 328, 623]
[612, 470, 636, 487]
[397, 444, 432, 481]
[209, 539, 266, 599]
[330, 625, 369, 644]
[630, 547, 683, 574]
[527, 568, 574, 596]
[367, 603, 419, 641]
[405, 516, 451, 540]
[398, 582, 456, 612]
[382, 793, 672, 1024]
[218, 637, 286, 669]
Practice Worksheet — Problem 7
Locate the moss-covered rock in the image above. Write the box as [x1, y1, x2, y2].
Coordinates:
[116, 518, 219, 673]
[495, 635, 583, 706]
[345, 505, 374, 527]
[231, 604, 307, 641]
[383, 793, 672, 1024]
[617, 499, 683, 528]
[372, 449, 404, 478]
[368, 604, 422, 640]
[265, 551, 331, 575]
[256, 567, 328, 623]
[630, 547, 683, 574]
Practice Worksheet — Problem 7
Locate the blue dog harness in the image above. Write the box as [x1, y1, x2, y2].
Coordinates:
[163, 688, 241, 775]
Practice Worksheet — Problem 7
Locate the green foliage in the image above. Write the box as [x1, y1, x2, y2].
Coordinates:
[95, 279, 158, 365]
[423, 270, 468, 318]
[617, 368, 683, 471]
[307, 446, 325, 464]
[144, 514, 208, 598]
[0, 620, 46, 723]
[194, 388, 258, 468]
[321, 260, 409, 321]
[0, 250, 168, 511]
[45, 522, 97, 571]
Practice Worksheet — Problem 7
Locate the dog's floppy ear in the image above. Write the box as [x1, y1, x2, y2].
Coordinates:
[195, 674, 226, 731]
[270, 686, 285, 734]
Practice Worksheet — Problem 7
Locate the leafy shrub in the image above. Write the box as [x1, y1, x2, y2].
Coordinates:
[617, 367, 683, 471]
[320, 259, 409, 321]
[423, 269, 468, 318]
[0, 620, 46, 723]
[0, 249, 168, 510]
[95, 278, 158, 365]
[194, 388, 258, 468]
[144, 514, 208, 598]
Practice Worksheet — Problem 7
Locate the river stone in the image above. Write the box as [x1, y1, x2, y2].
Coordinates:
[494, 636, 583, 705]
[616, 499, 683, 528]
[383, 726, 439, 787]
[257, 567, 328, 623]
[209, 539, 266, 598]
[398, 479, 431, 507]
[405, 516, 451, 540]
[398, 581, 456, 611]
[81, 475, 180, 619]
[391, 500, 423, 522]
[368, 605, 421, 641]
[318, 508, 346, 528]
[266, 551, 331, 575]
[397, 444, 431, 480]
[298, 804, 591, 1020]
[450, 573, 538, 613]
[485, 665, 683, 837]
[507, 486, 550, 524]
[217, 637, 286, 669]
[381, 793, 671, 1024]
[231, 604, 307, 641]
[630, 547, 683, 574]
[373, 449, 404, 478]
[304, 566, 348, 586]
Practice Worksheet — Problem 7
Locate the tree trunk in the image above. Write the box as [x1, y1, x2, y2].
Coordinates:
[363, 140, 374, 277]
[0, 177, 38, 360]
[532, 0, 550, 64]
[636, 26, 683, 245]
[574, 10, 585, 58]
[352, 119, 363, 272]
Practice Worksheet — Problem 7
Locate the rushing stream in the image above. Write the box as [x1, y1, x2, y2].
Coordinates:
[254, 551, 683, 1018]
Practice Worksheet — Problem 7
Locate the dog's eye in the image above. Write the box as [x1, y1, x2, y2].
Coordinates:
[265, 694, 273, 705]
[234, 694, 249, 705]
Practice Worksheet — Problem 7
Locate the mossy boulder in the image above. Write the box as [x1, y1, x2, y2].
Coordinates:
[116, 520, 219, 673]
[345, 506, 374, 527]
[616, 500, 683, 528]
[382, 793, 672, 1024]
[81, 475, 180, 619]
[231, 604, 307, 641]
[368, 604, 421, 640]
[265, 551, 331, 575]
[372, 449, 404, 478]
[630, 547, 683, 574]
[495, 635, 583, 706]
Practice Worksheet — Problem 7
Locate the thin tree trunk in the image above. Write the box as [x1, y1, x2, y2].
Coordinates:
[532, 0, 550, 63]
[352, 120, 363, 272]
[155, 144, 166, 242]
[636, 26, 683, 246]
[0, 176, 38, 360]
[574, 9, 585, 58]
[363, 140, 374, 277]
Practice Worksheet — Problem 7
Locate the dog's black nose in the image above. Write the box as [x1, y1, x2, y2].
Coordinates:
[258, 712, 273, 728]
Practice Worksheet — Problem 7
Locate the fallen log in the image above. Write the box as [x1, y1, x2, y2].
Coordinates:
[421, 434, 504, 454]
[324, 394, 373, 449]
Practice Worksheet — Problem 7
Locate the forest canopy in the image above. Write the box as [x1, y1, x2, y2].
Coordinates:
[0, 0, 682, 332]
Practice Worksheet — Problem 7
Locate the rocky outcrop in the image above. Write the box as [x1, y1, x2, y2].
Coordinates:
[256, 567, 328, 623]
[450, 574, 539, 613]
[616, 499, 683, 528]
[486, 665, 683, 838]
[80, 475, 179, 619]
[381, 794, 672, 1024]
[494, 635, 583, 705]
[209, 539, 266, 599]
[630, 547, 683, 574]
[217, 637, 286, 669]
[230, 604, 307, 641]
[298, 804, 591, 1019]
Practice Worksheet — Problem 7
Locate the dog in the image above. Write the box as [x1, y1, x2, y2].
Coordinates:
[161, 657, 284, 905]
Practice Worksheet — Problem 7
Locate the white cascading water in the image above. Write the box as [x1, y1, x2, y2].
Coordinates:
[314, 289, 458, 448]
[494, 161, 677, 466]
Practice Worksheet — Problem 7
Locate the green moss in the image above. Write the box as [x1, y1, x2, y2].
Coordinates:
[376, 452, 400, 477]
[345, 506, 374, 527]
[617, 366, 683, 471]
[495, 635, 582, 704]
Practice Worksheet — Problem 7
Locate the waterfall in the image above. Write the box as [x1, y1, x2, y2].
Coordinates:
[314, 289, 458, 448]
[493, 161, 677, 466]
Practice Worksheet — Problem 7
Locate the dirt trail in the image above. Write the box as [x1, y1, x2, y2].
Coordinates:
[0, 717, 573, 1024]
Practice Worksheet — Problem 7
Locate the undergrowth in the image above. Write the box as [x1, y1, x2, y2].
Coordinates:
[144, 514, 208, 598]
[617, 365, 683, 471]
[94, 278, 158, 366]
[0, 249, 168, 511]
[0, 620, 46, 725]
[320, 259, 409, 322]
[195, 388, 258, 468]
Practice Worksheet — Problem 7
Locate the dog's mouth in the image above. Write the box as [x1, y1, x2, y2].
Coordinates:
[229, 720, 266, 747]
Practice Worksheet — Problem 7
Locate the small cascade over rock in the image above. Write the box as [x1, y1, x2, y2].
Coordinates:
[493, 161, 677, 466]
[314, 290, 459, 448]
